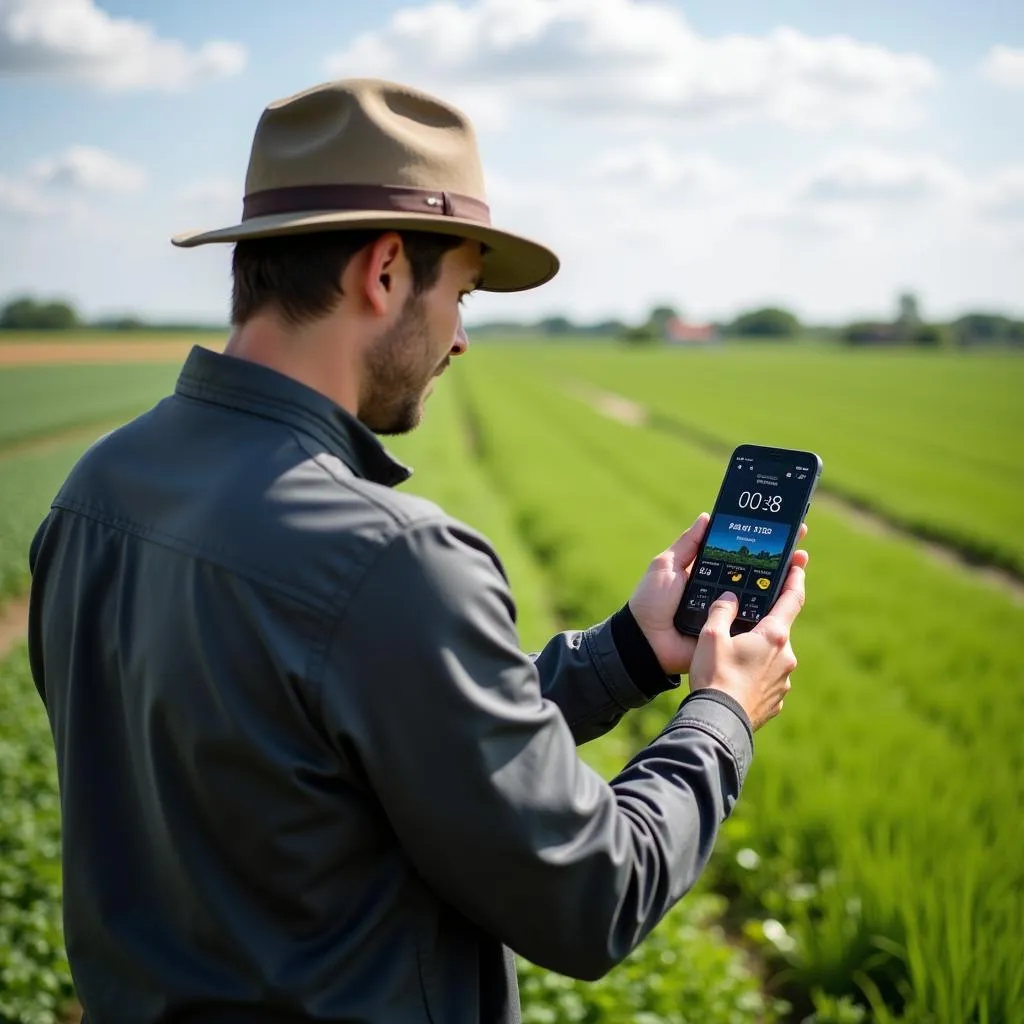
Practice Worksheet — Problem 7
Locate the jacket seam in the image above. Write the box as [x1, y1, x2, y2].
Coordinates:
[291, 431, 421, 530]
[581, 627, 641, 712]
[51, 497, 334, 618]
[663, 716, 747, 771]
[178, 377, 347, 446]
[308, 516, 469, 715]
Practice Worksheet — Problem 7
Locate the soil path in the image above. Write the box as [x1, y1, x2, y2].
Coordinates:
[0, 339, 217, 367]
[569, 381, 1024, 606]
[0, 595, 29, 660]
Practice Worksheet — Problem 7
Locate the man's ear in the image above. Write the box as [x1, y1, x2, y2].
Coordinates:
[361, 232, 405, 316]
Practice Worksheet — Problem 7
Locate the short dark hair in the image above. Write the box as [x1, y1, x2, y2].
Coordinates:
[230, 230, 466, 327]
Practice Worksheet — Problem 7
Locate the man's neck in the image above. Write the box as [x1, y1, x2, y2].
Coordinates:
[223, 314, 361, 417]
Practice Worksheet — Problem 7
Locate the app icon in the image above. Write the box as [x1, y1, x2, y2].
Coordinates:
[754, 575, 771, 591]
[719, 564, 749, 589]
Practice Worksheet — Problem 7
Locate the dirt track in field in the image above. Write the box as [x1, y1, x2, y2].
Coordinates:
[0, 596, 29, 660]
[0, 340, 217, 367]
[570, 380, 1024, 605]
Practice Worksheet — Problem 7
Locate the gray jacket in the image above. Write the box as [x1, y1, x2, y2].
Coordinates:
[28, 346, 754, 1024]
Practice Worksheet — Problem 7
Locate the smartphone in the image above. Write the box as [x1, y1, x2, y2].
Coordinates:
[674, 444, 823, 637]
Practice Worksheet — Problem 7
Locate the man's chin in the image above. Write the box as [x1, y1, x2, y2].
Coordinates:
[371, 399, 426, 437]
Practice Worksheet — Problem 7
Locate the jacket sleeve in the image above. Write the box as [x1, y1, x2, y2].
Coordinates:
[527, 612, 676, 746]
[318, 518, 753, 981]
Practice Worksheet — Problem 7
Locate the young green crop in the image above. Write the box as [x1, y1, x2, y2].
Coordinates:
[0, 363, 180, 449]
[456, 351, 1024, 1021]
[513, 343, 1024, 576]
[0, 646, 75, 1024]
[0, 438, 101, 601]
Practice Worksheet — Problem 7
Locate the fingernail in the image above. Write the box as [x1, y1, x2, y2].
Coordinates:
[719, 591, 738, 604]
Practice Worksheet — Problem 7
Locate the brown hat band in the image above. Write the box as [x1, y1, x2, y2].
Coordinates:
[242, 183, 492, 224]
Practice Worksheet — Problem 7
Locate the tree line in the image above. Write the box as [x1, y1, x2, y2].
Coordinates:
[0, 295, 223, 333]
[3, 293, 1022, 347]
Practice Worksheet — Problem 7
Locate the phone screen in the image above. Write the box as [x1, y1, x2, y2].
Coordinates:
[674, 444, 822, 636]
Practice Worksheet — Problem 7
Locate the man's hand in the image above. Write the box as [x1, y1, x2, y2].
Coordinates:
[688, 559, 807, 730]
[629, 514, 808, 678]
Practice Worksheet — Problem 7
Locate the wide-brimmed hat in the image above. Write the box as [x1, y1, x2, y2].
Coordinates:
[172, 78, 559, 293]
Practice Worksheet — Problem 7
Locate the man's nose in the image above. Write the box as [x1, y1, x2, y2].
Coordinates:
[452, 315, 469, 356]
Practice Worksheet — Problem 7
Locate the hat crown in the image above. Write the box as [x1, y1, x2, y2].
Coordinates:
[244, 79, 487, 202]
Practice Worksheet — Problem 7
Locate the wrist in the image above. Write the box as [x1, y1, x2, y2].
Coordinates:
[610, 603, 680, 699]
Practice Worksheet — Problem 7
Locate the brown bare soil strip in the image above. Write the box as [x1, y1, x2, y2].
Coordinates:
[0, 339, 220, 367]
[0, 595, 29, 660]
[569, 380, 1024, 606]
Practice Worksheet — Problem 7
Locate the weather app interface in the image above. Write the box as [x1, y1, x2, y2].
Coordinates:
[684, 453, 815, 623]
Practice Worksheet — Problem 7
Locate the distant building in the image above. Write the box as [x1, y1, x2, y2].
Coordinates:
[664, 317, 719, 345]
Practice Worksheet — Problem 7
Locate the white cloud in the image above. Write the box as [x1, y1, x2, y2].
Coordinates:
[0, 174, 57, 216]
[325, 0, 938, 131]
[0, 145, 144, 220]
[796, 149, 964, 205]
[0, 0, 246, 91]
[976, 167, 1024, 221]
[980, 44, 1024, 89]
[31, 145, 146, 193]
[591, 145, 740, 194]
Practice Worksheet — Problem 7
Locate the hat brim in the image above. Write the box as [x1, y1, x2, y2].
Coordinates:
[171, 210, 558, 293]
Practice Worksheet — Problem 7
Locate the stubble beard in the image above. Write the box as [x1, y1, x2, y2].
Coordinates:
[360, 293, 441, 436]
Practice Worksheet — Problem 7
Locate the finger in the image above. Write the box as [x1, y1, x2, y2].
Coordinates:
[667, 512, 709, 571]
[790, 548, 809, 570]
[702, 591, 739, 638]
[797, 522, 808, 542]
[761, 562, 806, 630]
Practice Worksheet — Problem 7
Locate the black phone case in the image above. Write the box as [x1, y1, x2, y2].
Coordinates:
[673, 444, 823, 637]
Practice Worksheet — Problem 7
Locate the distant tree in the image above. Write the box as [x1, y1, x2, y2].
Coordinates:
[730, 307, 800, 338]
[897, 291, 922, 326]
[621, 324, 659, 346]
[911, 323, 942, 347]
[0, 295, 80, 330]
[537, 316, 574, 336]
[647, 305, 680, 337]
[588, 319, 627, 336]
[93, 316, 147, 331]
[841, 322, 896, 346]
[953, 313, 1019, 346]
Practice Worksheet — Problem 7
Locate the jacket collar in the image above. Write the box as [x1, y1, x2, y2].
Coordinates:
[175, 346, 412, 488]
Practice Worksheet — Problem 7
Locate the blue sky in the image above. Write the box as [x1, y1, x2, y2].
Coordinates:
[1, 0, 1022, 327]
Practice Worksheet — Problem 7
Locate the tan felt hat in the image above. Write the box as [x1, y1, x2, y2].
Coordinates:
[172, 78, 559, 293]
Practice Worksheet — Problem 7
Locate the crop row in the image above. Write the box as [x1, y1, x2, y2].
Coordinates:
[0, 647, 75, 1024]
[0, 378, 777, 1024]
[508, 344, 1024, 577]
[0, 363, 179, 450]
[0, 438, 102, 602]
[454, 354, 1024, 1022]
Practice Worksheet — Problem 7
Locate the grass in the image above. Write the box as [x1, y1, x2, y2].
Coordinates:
[2, 344, 1023, 1022]
[0, 364, 180, 450]
[0, 646, 75, 1024]
[0, 438, 105, 602]
[454, 351, 1024, 1021]
[510, 342, 1024, 577]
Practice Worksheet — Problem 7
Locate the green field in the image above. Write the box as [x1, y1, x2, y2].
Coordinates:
[1, 341, 1022, 1023]
[517, 344, 1024, 576]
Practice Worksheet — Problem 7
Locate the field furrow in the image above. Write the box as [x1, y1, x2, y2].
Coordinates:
[456, 352, 1024, 1021]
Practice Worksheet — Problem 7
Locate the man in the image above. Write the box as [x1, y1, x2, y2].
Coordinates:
[28, 79, 806, 1024]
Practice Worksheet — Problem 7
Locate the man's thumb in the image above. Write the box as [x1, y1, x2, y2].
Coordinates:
[703, 591, 739, 636]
